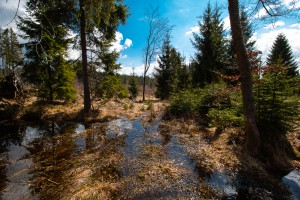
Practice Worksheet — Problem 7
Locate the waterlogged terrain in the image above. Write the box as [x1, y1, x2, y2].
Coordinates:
[0, 115, 299, 199]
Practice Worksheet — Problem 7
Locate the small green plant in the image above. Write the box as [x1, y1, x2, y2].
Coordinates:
[169, 89, 201, 116]
[207, 108, 243, 132]
[147, 101, 154, 110]
[140, 105, 145, 112]
[129, 103, 134, 109]
[123, 104, 129, 110]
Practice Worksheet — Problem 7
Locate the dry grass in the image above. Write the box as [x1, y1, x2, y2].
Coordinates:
[28, 123, 125, 200]
[159, 117, 300, 175]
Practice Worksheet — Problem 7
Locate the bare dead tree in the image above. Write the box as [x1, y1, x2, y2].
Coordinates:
[227, 0, 299, 156]
[142, 6, 171, 101]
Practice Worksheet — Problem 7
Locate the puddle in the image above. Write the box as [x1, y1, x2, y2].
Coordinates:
[206, 170, 237, 197]
[0, 117, 299, 199]
[0, 122, 83, 199]
[107, 115, 200, 198]
[75, 124, 85, 134]
[283, 169, 300, 200]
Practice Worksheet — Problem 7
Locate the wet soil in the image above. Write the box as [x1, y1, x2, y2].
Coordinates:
[0, 114, 299, 199]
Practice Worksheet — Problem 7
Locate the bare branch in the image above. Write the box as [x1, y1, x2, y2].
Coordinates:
[6, 0, 21, 25]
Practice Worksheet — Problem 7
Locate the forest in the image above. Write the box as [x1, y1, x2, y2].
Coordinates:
[0, 0, 299, 199]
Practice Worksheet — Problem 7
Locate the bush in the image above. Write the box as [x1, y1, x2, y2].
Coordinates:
[169, 83, 244, 132]
[254, 66, 299, 135]
[207, 108, 243, 131]
[123, 104, 129, 110]
[169, 89, 201, 116]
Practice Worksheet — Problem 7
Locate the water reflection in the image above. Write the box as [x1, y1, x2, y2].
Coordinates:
[283, 169, 300, 199]
[0, 121, 71, 200]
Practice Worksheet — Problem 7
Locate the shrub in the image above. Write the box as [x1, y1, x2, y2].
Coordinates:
[207, 108, 243, 131]
[123, 104, 129, 110]
[129, 103, 134, 109]
[254, 66, 299, 136]
[169, 89, 201, 116]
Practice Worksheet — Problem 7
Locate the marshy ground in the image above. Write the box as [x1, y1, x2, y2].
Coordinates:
[0, 97, 299, 199]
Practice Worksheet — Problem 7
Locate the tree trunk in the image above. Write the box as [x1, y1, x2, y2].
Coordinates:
[46, 65, 53, 102]
[79, 0, 91, 113]
[228, 0, 260, 156]
[142, 69, 146, 101]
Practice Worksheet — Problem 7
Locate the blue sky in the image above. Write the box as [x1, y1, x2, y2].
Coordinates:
[1, 0, 300, 75]
[115, 0, 300, 75]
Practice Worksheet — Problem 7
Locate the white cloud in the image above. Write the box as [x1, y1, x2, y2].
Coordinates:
[124, 39, 133, 48]
[120, 64, 144, 75]
[0, 0, 26, 29]
[68, 48, 81, 60]
[120, 54, 128, 59]
[119, 60, 158, 75]
[254, 8, 269, 19]
[185, 26, 199, 35]
[223, 16, 231, 30]
[290, 23, 300, 29]
[111, 32, 133, 53]
[255, 25, 300, 63]
[263, 21, 285, 29]
[284, 0, 300, 9]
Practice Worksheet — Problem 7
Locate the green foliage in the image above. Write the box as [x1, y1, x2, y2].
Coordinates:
[18, 0, 76, 102]
[267, 33, 298, 76]
[1, 28, 23, 75]
[128, 75, 139, 99]
[123, 104, 129, 110]
[97, 74, 128, 99]
[191, 3, 228, 85]
[155, 35, 181, 100]
[169, 83, 243, 131]
[169, 89, 201, 116]
[129, 103, 134, 109]
[254, 63, 299, 135]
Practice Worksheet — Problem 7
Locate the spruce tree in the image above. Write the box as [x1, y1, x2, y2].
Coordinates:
[155, 35, 181, 100]
[128, 71, 139, 99]
[72, 0, 128, 112]
[177, 63, 191, 91]
[191, 3, 228, 85]
[18, 0, 76, 101]
[267, 33, 298, 76]
[1, 28, 22, 75]
[96, 50, 128, 99]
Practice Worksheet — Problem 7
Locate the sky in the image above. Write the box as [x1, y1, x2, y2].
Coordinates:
[1, 0, 300, 75]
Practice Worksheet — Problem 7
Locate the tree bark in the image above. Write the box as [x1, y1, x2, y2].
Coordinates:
[142, 70, 146, 101]
[79, 0, 91, 113]
[228, 0, 260, 156]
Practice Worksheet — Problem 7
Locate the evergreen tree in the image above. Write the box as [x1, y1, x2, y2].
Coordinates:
[1, 28, 22, 75]
[177, 63, 192, 91]
[18, 0, 76, 101]
[96, 50, 128, 99]
[155, 35, 181, 100]
[191, 3, 228, 85]
[71, 0, 128, 112]
[267, 33, 298, 76]
[128, 71, 139, 99]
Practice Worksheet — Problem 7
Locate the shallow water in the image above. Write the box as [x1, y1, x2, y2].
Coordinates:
[283, 169, 300, 200]
[0, 117, 299, 199]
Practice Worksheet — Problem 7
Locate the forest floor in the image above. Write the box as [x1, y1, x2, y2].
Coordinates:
[0, 94, 299, 199]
